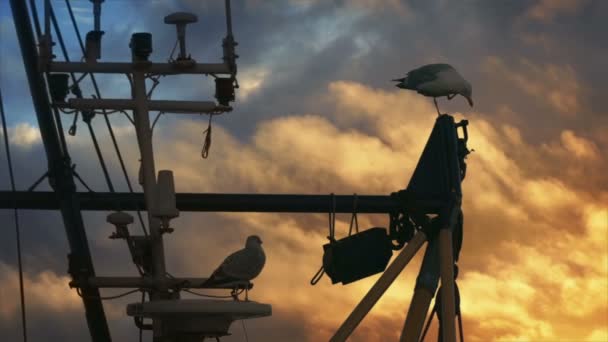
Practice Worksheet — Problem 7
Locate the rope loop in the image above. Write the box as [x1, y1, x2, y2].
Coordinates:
[327, 192, 336, 241]
[311, 193, 337, 285]
[201, 114, 213, 159]
[310, 266, 325, 285]
[348, 193, 359, 236]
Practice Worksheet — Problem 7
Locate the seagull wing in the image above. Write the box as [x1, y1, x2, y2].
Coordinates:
[204, 250, 243, 286]
[393, 64, 454, 90]
[204, 246, 266, 286]
[408, 64, 453, 84]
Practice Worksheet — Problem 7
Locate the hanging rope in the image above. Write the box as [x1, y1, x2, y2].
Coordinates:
[1, 87, 28, 342]
[201, 114, 214, 159]
[348, 193, 359, 236]
[76, 287, 142, 300]
[183, 288, 245, 299]
[310, 193, 336, 285]
[328, 192, 336, 241]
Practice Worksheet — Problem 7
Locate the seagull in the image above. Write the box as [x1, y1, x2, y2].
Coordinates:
[203, 235, 266, 300]
[392, 63, 473, 115]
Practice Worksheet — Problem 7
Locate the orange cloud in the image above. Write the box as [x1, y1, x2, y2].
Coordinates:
[525, 0, 589, 22]
[482, 56, 583, 116]
[0, 263, 82, 319]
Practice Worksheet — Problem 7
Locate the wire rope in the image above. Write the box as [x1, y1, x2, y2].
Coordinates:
[0, 86, 28, 342]
[64, 0, 148, 235]
[49, 6, 116, 195]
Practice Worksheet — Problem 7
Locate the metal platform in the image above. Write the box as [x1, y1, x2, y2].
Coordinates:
[127, 299, 272, 339]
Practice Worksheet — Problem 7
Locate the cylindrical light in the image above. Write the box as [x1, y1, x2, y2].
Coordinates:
[130, 32, 153, 62]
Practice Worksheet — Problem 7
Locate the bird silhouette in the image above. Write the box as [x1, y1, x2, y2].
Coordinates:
[393, 63, 473, 115]
[204, 235, 266, 300]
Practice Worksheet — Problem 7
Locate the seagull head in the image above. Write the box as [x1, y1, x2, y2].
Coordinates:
[246, 235, 263, 248]
[460, 81, 473, 107]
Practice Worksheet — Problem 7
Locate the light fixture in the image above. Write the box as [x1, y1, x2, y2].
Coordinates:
[130, 32, 153, 62]
[85, 30, 104, 63]
[215, 77, 235, 106]
[153, 170, 179, 233]
[48, 73, 70, 103]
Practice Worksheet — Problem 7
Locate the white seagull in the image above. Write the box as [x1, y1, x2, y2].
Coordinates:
[204, 235, 266, 300]
[392, 63, 473, 115]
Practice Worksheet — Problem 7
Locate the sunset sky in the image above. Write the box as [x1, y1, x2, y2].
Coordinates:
[1, 1, 607, 341]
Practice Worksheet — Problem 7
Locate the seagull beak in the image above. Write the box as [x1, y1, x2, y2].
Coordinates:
[465, 96, 473, 107]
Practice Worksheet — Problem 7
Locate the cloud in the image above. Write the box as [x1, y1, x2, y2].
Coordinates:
[482, 56, 583, 116]
[525, 0, 589, 22]
[0, 262, 81, 320]
[236, 66, 269, 101]
[557, 130, 601, 160]
[247, 0, 409, 15]
[0, 122, 42, 148]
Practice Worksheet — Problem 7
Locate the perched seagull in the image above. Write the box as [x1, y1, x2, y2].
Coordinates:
[204, 235, 266, 300]
[392, 63, 473, 115]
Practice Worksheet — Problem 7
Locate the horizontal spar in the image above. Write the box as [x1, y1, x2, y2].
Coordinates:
[49, 61, 231, 75]
[62, 98, 230, 114]
[70, 276, 251, 290]
[0, 192, 443, 214]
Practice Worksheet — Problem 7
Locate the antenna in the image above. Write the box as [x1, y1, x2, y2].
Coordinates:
[153, 170, 179, 233]
[164, 12, 198, 61]
[225, 0, 233, 37]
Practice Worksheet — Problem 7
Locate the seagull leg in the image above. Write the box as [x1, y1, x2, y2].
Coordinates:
[434, 98, 441, 116]
[231, 286, 240, 301]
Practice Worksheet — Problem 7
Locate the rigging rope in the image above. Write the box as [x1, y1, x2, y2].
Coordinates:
[183, 288, 245, 298]
[348, 193, 359, 236]
[76, 287, 142, 300]
[64, 0, 148, 236]
[50, 6, 116, 194]
[241, 319, 250, 342]
[139, 291, 145, 342]
[26, 171, 49, 192]
[310, 194, 336, 285]
[0, 87, 28, 342]
[71, 164, 95, 193]
[28, 0, 69, 158]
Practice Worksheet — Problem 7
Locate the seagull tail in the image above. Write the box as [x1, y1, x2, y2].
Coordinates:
[203, 268, 239, 287]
